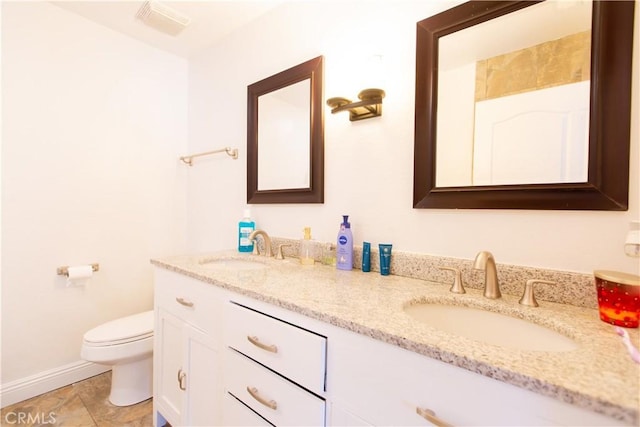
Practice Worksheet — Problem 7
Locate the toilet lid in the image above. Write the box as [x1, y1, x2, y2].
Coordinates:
[84, 310, 154, 345]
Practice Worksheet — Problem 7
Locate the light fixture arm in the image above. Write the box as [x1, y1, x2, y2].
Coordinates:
[327, 88, 385, 121]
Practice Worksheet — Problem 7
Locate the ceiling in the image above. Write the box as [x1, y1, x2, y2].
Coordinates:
[51, 1, 285, 58]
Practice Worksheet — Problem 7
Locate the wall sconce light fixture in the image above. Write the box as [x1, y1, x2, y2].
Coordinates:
[326, 88, 385, 121]
[625, 220, 640, 257]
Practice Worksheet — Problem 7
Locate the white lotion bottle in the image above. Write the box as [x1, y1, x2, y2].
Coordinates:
[336, 215, 353, 270]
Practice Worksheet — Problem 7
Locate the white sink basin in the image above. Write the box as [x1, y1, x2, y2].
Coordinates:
[404, 303, 578, 352]
[199, 258, 267, 271]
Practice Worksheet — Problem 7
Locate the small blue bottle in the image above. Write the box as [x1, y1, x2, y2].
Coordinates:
[362, 242, 371, 272]
[336, 215, 353, 270]
[238, 209, 255, 252]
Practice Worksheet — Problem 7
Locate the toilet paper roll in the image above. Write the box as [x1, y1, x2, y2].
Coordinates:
[67, 265, 93, 287]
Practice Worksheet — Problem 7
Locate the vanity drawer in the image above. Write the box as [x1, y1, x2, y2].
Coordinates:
[330, 326, 626, 427]
[225, 348, 325, 426]
[154, 269, 222, 336]
[222, 392, 272, 427]
[225, 301, 327, 393]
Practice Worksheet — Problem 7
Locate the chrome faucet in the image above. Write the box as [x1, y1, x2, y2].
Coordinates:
[249, 229, 273, 257]
[473, 251, 501, 299]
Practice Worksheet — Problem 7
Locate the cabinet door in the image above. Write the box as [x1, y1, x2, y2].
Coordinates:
[182, 325, 221, 426]
[154, 267, 225, 426]
[154, 308, 184, 426]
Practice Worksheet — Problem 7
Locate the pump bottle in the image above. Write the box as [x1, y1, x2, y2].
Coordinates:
[238, 209, 255, 252]
[299, 227, 315, 265]
[336, 215, 353, 270]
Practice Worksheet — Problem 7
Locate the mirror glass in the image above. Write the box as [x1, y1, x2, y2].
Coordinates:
[257, 80, 311, 190]
[414, 0, 634, 210]
[436, 1, 592, 187]
[247, 56, 324, 204]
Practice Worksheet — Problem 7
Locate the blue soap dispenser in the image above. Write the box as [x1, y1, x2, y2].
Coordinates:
[336, 215, 353, 270]
[238, 209, 255, 252]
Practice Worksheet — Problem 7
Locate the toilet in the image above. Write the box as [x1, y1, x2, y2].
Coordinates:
[81, 310, 154, 406]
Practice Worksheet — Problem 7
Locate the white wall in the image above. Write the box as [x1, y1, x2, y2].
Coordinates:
[187, 0, 639, 275]
[1, 1, 188, 388]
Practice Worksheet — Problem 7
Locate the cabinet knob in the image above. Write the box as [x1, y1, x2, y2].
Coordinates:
[177, 368, 187, 391]
[247, 386, 277, 410]
[416, 407, 452, 427]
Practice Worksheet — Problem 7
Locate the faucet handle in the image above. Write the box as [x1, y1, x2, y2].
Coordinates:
[275, 244, 291, 260]
[519, 279, 555, 307]
[439, 267, 466, 294]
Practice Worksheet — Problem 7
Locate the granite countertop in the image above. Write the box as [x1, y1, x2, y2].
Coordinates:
[151, 251, 639, 424]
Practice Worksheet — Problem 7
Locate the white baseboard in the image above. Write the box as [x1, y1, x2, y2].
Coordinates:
[0, 360, 110, 408]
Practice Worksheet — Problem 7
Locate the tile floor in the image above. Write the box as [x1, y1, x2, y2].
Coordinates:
[0, 372, 153, 427]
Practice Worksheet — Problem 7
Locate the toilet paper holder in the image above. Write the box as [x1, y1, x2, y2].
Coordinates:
[57, 263, 100, 276]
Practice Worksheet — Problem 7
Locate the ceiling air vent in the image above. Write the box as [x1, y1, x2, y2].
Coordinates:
[136, 1, 191, 36]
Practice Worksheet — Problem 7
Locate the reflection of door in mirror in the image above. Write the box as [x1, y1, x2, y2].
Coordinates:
[472, 82, 589, 185]
[257, 80, 311, 191]
[435, 0, 592, 187]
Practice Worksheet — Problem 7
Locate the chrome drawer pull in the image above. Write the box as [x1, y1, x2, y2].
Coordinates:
[175, 297, 194, 307]
[247, 335, 278, 353]
[247, 386, 277, 410]
[416, 407, 453, 427]
[177, 369, 187, 391]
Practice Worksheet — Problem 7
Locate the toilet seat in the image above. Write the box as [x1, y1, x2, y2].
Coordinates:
[83, 310, 153, 346]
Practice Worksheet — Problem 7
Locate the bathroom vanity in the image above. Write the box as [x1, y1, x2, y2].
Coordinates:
[151, 251, 639, 426]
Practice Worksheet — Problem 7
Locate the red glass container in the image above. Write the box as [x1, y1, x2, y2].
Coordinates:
[594, 270, 640, 328]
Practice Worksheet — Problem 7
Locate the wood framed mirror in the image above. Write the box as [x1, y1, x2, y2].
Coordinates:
[247, 56, 324, 204]
[413, 1, 634, 210]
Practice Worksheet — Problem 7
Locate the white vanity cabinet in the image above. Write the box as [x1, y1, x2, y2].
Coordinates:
[152, 266, 628, 427]
[222, 301, 327, 426]
[153, 269, 224, 427]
